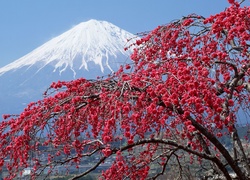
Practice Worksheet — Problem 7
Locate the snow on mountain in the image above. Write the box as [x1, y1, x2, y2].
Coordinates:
[0, 19, 135, 77]
[0, 19, 136, 115]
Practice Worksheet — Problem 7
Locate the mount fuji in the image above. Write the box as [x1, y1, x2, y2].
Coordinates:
[0, 19, 136, 115]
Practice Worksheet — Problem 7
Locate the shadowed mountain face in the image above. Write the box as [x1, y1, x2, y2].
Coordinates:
[0, 19, 136, 115]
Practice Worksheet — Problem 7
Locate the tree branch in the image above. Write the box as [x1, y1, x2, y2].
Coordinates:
[188, 116, 245, 180]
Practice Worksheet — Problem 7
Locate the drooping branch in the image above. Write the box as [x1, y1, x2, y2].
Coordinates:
[69, 137, 231, 180]
[118, 138, 232, 179]
[188, 116, 245, 180]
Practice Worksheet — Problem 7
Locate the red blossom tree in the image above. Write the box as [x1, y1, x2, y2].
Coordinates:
[1, 1, 250, 180]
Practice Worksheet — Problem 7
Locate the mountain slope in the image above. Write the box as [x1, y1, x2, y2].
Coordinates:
[0, 19, 135, 115]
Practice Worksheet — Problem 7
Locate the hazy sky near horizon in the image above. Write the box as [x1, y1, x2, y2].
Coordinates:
[0, 0, 249, 67]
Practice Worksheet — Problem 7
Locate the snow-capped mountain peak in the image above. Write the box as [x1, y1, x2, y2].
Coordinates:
[0, 19, 135, 76]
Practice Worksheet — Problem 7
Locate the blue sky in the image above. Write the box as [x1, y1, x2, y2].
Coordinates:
[0, 0, 249, 67]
